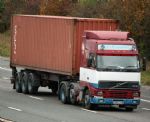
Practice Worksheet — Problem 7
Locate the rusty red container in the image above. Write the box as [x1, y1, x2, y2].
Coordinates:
[10, 15, 119, 75]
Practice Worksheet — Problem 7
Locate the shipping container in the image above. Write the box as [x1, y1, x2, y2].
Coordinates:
[11, 15, 119, 76]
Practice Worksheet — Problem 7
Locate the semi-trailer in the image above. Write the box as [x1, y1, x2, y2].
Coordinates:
[10, 15, 140, 111]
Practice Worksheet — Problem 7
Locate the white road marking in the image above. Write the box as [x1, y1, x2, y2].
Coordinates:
[29, 96, 44, 100]
[142, 95, 150, 99]
[8, 107, 22, 112]
[0, 67, 11, 71]
[142, 108, 150, 111]
[141, 99, 150, 103]
[81, 108, 97, 113]
[2, 77, 10, 80]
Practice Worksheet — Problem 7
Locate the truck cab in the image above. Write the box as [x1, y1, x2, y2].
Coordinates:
[79, 31, 140, 111]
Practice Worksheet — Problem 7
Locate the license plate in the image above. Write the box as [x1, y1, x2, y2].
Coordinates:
[113, 101, 123, 105]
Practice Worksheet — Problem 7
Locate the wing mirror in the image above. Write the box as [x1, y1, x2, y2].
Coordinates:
[87, 54, 96, 68]
[87, 58, 92, 67]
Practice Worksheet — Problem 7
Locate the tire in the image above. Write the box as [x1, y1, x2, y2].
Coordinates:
[28, 73, 39, 94]
[125, 107, 134, 112]
[21, 72, 29, 94]
[60, 84, 68, 104]
[84, 89, 94, 110]
[15, 72, 22, 93]
[69, 85, 77, 105]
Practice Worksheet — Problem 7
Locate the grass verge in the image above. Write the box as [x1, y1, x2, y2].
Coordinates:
[0, 31, 10, 57]
[141, 70, 150, 86]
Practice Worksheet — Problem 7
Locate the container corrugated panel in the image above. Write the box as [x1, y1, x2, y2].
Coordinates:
[11, 15, 119, 75]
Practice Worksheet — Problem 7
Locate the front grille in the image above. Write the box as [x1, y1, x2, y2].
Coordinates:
[103, 90, 132, 99]
[99, 81, 140, 89]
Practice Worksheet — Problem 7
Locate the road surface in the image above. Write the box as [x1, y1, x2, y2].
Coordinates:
[0, 57, 150, 122]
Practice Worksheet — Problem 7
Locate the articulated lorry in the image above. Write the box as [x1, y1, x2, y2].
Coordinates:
[10, 15, 140, 111]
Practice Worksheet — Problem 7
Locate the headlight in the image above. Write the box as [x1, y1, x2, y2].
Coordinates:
[133, 92, 139, 98]
[97, 91, 103, 96]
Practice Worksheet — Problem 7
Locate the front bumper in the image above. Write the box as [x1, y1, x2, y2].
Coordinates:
[90, 96, 140, 105]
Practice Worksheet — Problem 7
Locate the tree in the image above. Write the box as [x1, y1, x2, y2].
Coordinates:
[25, 0, 40, 15]
[0, 0, 5, 32]
[0, 0, 4, 14]
[71, 0, 105, 18]
[40, 0, 73, 16]
[0, 0, 40, 31]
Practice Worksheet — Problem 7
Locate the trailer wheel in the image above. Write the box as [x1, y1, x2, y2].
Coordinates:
[15, 72, 22, 93]
[21, 72, 29, 94]
[28, 73, 39, 94]
[60, 84, 67, 104]
[84, 89, 94, 110]
[69, 85, 77, 105]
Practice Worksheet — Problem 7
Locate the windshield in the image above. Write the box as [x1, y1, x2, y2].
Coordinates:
[97, 55, 140, 72]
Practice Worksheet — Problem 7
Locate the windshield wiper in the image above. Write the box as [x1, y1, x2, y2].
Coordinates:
[124, 66, 138, 69]
[108, 81, 129, 89]
[105, 65, 124, 69]
[97, 65, 125, 71]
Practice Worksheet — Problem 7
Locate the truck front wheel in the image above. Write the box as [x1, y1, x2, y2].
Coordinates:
[60, 84, 68, 104]
[69, 84, 77, 105]
[84, 89, 94, 110]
